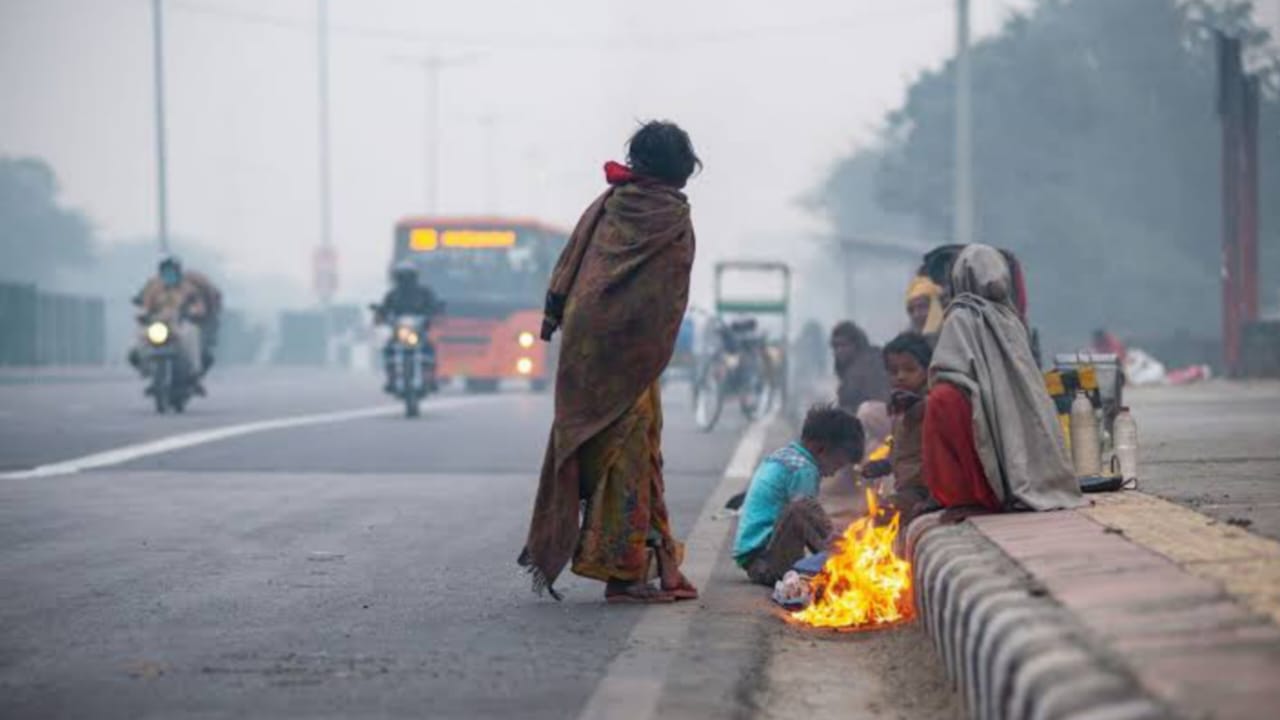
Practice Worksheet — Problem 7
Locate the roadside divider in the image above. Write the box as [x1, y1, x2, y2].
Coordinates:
[907, 493, 1280, 719]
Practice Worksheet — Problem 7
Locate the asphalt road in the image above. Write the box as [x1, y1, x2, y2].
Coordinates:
[0, 369, 758, 719]
[1128, 381, 1280, 541]
[0, 368, 391, 472]
[18, 369, 1272, 719]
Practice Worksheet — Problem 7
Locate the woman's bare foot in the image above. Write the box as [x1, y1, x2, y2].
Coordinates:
[604, 580, 675, 605]
[654, 548, 698, 600]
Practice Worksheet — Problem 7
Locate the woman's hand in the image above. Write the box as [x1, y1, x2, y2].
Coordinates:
[540, 316, 558, 342]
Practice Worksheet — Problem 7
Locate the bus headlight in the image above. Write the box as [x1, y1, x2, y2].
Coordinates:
[516, 357, 534, 375]
[396, 326, 420, 347]
[146, 322, 170, 346]
[517, 331, 535, 349]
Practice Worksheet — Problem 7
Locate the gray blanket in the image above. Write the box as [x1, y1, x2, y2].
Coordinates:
[930, 245, 1083, 511]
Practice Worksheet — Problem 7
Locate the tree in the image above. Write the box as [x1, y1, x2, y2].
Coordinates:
[816, 0, 1280, 348]
[0, 157, 94, 286]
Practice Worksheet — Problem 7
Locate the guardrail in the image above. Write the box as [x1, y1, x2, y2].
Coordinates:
[0, 282, 105, 366]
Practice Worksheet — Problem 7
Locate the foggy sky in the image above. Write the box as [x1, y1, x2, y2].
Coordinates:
[4, 0, 1276, 317]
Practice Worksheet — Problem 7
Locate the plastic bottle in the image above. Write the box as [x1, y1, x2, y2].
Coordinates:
[1070, 391, 1101, 477]
[1112, 407, 1139, 482]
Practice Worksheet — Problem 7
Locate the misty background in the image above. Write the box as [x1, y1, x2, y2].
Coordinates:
[3, 0, 1279, 365]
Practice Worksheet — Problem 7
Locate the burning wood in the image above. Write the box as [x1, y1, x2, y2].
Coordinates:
[788, 489, 914, 630]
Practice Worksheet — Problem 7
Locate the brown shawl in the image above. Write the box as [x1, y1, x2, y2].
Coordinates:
[518, 180, 696, 598]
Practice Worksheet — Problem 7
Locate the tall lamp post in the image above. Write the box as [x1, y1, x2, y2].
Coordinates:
[953, 0, 974, 246]
[150, 0, 171, 253]
[392, 53, 480, 213]
[476, 113, 507, 213]
[314, 0, 337, 365]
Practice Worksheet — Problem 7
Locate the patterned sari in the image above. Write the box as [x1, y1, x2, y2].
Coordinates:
[572, 382, 683, 582]
[518, 169, 695, 599]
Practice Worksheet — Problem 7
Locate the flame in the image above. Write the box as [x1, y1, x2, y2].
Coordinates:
[789, 489, 914, 629]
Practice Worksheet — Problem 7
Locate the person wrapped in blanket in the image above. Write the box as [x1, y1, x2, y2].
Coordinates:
[922, 244, 1083, 516]
[732, 404, 865, 586]
[861, 331, 937, 525]
[517, 121, 702, 605]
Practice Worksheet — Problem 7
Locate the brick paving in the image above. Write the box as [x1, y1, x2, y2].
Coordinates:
[1086, 491, 1280, 625]
[962, 494, 1280, 719]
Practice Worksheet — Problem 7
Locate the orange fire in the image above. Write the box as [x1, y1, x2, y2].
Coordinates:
[789, 489, 914, 629]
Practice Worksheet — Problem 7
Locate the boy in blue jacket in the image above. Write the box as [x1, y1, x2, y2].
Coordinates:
[733, 404, 864, 586]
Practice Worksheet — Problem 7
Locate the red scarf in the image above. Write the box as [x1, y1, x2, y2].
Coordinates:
[603, 161, 635, 186]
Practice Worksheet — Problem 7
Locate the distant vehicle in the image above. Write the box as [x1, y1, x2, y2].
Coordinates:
[370, 307, 438, 417]
[137, 309, 199, 414]
[690, 260, 791, 431]
[692, 316, 776, 432]
[390, 217, 569, 392]
[662, 314, 698, 386]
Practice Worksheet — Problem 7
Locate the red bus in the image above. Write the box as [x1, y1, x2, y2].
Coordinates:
[391, 216, 568, 391]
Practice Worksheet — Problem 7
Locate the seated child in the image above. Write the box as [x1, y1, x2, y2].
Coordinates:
[732, 404, 865, 586]
[882, 331, 936, 522]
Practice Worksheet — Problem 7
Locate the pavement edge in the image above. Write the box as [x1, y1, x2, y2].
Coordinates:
[906, 514, 1173, 720]
[576, 409, 780, 720]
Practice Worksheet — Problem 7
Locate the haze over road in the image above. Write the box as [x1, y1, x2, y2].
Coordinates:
[0, 370, 748, 718]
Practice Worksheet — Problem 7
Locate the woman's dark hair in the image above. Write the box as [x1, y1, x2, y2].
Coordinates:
[627, 120, 701, 187]
[883, 331, 933, 369]
[801, 403, 865, 458]
[830, 320, 869, 351]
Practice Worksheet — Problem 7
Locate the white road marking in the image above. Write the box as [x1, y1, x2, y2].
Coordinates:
[0, 395, 497, 480]
[577, 410, 775, 720]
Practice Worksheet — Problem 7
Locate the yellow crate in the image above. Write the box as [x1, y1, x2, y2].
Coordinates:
[1078, 365, 1098, 391]
[1044, 370, 1066, 396]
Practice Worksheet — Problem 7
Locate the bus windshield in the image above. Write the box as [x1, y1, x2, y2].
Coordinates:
[393, 224, 565, 308]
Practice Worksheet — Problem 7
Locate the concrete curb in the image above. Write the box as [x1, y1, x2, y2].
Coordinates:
[906, 515, 1173, 720]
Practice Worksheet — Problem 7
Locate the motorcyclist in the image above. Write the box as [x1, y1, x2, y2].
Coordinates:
[130, 256, 220, 393]
[374, 261, 443, 393]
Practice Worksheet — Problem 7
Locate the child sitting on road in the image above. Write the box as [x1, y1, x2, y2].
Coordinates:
[881, 331, 936, 523]
[732, 404, 865, 586]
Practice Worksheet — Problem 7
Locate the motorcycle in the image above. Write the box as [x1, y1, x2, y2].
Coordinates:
[692, 317, 776, 432]
[372, 306, 438, 418]
[137, 311, 200, 414]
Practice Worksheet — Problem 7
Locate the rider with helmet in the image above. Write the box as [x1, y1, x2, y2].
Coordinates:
[130, 256, 222, 392]
[373, 261, 443, 392]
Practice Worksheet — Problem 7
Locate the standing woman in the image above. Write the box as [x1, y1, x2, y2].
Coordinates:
[518, 121, 701, 603]
[922, 244, 1083, 513]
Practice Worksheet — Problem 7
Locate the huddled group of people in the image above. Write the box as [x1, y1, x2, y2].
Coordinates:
[518, 120, 1081, 603]
[731, 245, 1080, 586]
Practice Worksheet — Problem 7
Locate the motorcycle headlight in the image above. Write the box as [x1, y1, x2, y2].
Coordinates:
[146, 322, 170, 345]
[517, 331, 535, 349]
[724, 354, 741, 371]
[396, 326, 420, 346]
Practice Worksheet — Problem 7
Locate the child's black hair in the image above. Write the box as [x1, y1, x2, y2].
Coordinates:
[801, 403, 864, 459]
[883, 331, 933, 370]
[627, 120, 701, 187]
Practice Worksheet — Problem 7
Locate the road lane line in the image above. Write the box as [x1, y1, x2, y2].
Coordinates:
[577, 410, 775, 720]
[0, 395, 497, 480]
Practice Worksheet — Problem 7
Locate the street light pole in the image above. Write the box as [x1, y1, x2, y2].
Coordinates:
[393, 53, 479, 214]
[150, 0, 171, 253]
[425, 58, 440, 213]
[841, 241, 855, 319]
[317, 0, 332, 255]
[953, 0, 974, 246]
[477, 114, 501, 213]
[316, 0, 334, 365]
